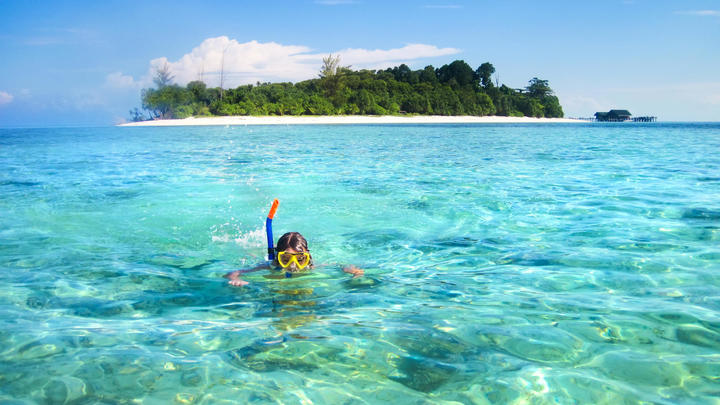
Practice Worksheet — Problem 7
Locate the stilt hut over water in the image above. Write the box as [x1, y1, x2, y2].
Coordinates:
[595, 109, 632, 122]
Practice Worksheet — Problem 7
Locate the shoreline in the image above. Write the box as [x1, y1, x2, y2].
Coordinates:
[118, 115, 584, 127]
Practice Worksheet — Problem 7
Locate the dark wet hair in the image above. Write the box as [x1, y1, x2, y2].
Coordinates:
[274, 232, 313, 268]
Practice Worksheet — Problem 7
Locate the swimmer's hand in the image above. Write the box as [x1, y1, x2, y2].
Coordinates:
[224, 265, 268, 287]
[225, 270, 249, 287]
[343, 265, 364, 278]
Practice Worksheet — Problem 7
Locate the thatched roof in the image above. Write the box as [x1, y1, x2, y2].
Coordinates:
[595, 109, 633, 121]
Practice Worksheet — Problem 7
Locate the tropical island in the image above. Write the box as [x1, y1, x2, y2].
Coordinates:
[128, 57, 568, 124]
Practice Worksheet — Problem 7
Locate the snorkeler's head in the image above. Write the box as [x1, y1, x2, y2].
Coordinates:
[274, 232, 313, 270]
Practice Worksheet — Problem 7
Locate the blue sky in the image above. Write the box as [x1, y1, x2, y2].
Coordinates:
[0, 0, 718, 126]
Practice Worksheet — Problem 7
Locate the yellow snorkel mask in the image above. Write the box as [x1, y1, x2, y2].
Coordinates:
[277, 251, 311, 270]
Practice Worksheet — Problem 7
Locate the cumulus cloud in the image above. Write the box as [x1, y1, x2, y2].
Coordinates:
[105, 72, 144, 89]
[0, 91, 13, 106]
[126, 37, 460, 89]
[105, 72, 137, 88]
[147, 38, 317, 87]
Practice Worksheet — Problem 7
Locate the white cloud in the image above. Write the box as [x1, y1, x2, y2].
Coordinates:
[677, 10, 720, 17]
[337, 43, 461, 70]
[0, 91, 13, 106]
[105, 72, 143, 89]
[146, 38, 316, 87]
[127, 37, 460, 89]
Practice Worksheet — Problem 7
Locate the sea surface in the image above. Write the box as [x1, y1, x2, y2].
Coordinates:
[1, 123, 719, 404]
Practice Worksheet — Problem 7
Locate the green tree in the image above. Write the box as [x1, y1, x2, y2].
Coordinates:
[526, 77, 552, 98]
[153, 62, 174, 88]
[475, 62, 495, 88]
[541, 95, 564, 118]
[129, 107, 145, 122]
[392, 64, 412, 82]
[306, 94, 334, 115]
[517, 96, 544, 118]
[319, 54, 342, 78]
[437, 60, 475, 87]
[419, 65, 438, 84]
[319, 54, 351, 105]
[186, 81, 208, 104]
[142, 85, 190, 119]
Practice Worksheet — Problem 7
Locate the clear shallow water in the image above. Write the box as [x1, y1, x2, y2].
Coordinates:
[1, 123, 719, 404]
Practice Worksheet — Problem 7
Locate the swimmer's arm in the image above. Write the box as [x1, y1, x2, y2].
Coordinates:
[342, 265, 364, 278]
[225, 264, 268, 286]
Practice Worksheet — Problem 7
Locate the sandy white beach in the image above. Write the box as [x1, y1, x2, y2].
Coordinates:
[118, 115, 583, 126]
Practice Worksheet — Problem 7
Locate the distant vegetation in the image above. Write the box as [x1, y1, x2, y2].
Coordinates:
[131, 58, 563, 121]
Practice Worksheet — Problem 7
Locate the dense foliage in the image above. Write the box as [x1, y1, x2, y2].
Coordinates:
[135, 60, 563, 120]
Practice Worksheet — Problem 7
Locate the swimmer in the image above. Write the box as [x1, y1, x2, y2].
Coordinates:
[224, 231, 364, 286]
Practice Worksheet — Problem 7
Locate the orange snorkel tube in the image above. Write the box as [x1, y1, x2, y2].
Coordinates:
[265, 199, 279, 260]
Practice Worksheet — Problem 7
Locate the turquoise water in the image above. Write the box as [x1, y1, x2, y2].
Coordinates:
[1, 123, 719, 404]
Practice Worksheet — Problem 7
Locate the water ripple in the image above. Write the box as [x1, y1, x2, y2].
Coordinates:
[0, 123, 719, 403]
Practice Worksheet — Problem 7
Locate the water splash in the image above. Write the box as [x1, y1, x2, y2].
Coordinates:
[211, 223, 265, 248]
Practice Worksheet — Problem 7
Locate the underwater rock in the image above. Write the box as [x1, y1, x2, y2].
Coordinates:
[391, 329, 468, 361]
[67, 298, 132, 318]
[389, 355, 457, 393]
[500, 252, 556, 267]
[676, 326, 720, 349]
[682, 208, 720, 221]
[41, 376, 89, 404]
[245, 357, 318, 373]
[343, 229, 409, 249]
[25, 296, 50, 309]
[180, 368, 205, 387]
[595, 351, 682, 387]
[221, 337, 287, 370]
[406, 199, 431, 210]
[16, 339, 65, 360]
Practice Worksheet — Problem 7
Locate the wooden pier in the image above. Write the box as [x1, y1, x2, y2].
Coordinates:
[631, 116, 657, 122]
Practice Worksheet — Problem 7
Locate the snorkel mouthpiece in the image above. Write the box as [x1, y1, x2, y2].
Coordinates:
[266, 199, 279, 260]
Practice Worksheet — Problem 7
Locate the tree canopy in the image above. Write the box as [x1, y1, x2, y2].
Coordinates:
[152, 63, 174, 89]
[135, 59, 564, 121]
[476, 62, 495, 88]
